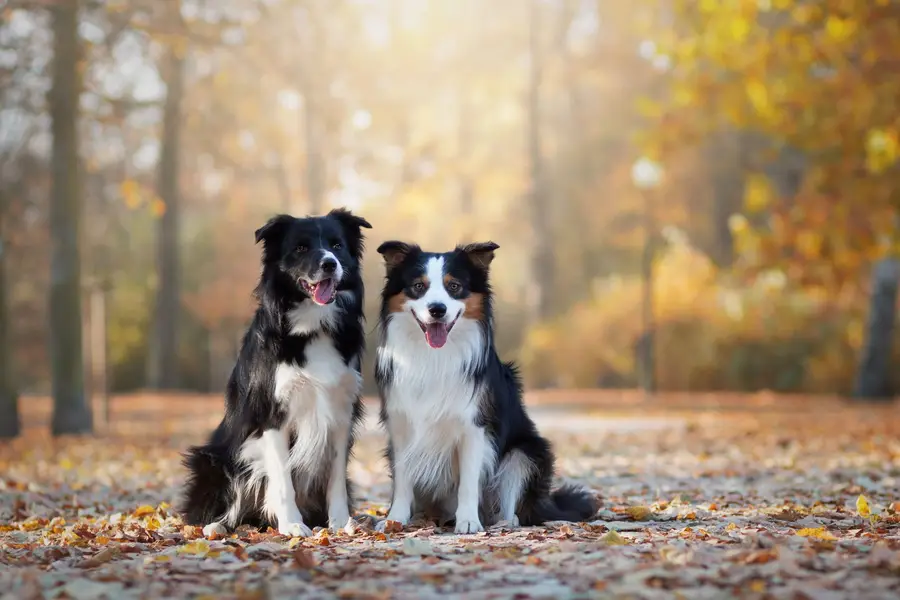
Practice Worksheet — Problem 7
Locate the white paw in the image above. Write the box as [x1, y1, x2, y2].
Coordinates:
[278, 521, 312, 538]
[202, 522, 227, 537]
[328, 512, 353, 535]
[454, 515, 484, 535]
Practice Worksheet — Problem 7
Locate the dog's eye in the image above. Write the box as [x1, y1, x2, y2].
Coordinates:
[331, 241, 342, 250]
[447, 281, 461, 293]
[412, 282, 426, 293]
[296, 245, 307, 254]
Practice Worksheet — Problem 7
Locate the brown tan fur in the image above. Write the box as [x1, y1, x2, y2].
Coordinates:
[463, 292, 485, 321]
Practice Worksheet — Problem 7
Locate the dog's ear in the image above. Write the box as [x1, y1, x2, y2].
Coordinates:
[254, 214, 294, 245]
[377, 241, 413, 274]
[460, 242, 499, 270]
[329, 208, 372, 260]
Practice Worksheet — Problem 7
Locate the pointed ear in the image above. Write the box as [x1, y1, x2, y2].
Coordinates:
[328, 207, 372, 231]
[377, 240, 413, 273]
[460, 241, 499, 270]
[254, 214, 294, 245]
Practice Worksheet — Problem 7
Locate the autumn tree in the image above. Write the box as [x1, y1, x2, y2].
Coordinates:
[48, 0, 92, 434]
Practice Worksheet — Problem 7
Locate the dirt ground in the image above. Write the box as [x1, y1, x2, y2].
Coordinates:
[2, 392, 900, 599]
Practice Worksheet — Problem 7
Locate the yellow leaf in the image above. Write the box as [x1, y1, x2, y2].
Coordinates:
[744, 174, 772, 213]
[729, 17, 751, 43]
[626, 506, 652, 521]
[177, 540, 211, 556]
[95, 536, 110, 545]
[749, 580, 766, 593]
[825, 16, 856, 42]
[133, 505, 156, 518]
[153, 555, 172, 563]
[150, 198, 167, 218]
[59, 458, 74, 470]
[637, 97, 662, 119]
[145, 516, 161, 531]
[795, 527, 836, 541]
[726, 522, 738, 531]
[745, 79, 772, 118]
[120, 179, 142, 209]
[601, 530, 629, 546]
[856, 494, 871, 518]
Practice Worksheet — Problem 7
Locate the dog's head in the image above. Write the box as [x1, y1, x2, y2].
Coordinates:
[255, 208, 372, 305]
[376, 240, 497, 348]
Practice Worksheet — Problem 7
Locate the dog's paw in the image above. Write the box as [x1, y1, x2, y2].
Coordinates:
[202, 522, 228, 538]
[454, 516, 484, 535]
[328, 514, 355, 535]
[278, 521, 312, 538]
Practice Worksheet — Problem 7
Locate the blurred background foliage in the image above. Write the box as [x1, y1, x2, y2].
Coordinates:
[1, 0, 898, 402]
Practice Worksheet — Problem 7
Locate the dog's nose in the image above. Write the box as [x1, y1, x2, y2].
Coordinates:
[427, 303, 447, 319]
[321, 258, 338, 274]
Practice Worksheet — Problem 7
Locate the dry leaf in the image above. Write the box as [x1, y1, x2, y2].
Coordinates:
[626, 506, 652, 521]
[796, 527, 837, 541]
[601, 530, 628, 546]
[292, 549, 318, 569]
[78, 547, 117, 569]
[857, 494, 872, 518]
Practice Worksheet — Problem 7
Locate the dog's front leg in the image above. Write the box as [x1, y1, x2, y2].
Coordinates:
[455, 424, 486, 534]
[377, 417, 414, 530]
[326, 418, 354, 534]
[261, 429, 311, 537]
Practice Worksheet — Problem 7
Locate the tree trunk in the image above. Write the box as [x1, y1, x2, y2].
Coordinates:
[854, 257, 900, 400]
[0, 186, 19, 438]
[526, 0, 553, 323]
[148, 48, 185, 390]
[49, 0, 91, 435]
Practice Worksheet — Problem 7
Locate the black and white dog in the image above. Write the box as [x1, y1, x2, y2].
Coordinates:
[374, 241, 598, 533]
[180, 208, 372, 538]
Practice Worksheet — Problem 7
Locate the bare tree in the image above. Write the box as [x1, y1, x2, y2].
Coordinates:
[147, 44, 186, 390]
[0, 185, 17, 438]
[49, 0, 92, 435]
[854, 258, 900, 400]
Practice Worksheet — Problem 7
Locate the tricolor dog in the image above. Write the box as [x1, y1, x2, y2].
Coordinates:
[374, 241, 598, 533]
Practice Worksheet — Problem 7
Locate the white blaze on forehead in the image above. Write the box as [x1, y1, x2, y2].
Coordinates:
[406, 256, 466, 323]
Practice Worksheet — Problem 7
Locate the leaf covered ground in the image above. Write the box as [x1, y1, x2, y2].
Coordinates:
[2, 397, 900, 599]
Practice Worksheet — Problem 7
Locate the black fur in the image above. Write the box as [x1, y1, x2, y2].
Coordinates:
[180, 208, 372, 531]
[374, 241, 598, 527]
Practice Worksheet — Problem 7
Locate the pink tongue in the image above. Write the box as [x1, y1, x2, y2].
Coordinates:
[425, 323, 449, 348]
[313, 279, 335, 304]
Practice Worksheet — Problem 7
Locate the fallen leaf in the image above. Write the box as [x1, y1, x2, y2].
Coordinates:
[857, 494, 872, 518]
[132, 505, 156, 518]
[292, 548, 318, 569]
[177, 540, 211, 556]
[796, 527, 837, 541]
[381, 520, 402, 534]
[78, 547, 118, 568]
[402, 537, 434, 556]
[601, 530, 628, 546]
[626, 506, 652, 521]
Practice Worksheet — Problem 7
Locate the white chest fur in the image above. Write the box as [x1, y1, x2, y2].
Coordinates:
[378, 314, 493, 495]
[274, 335, 361, 477]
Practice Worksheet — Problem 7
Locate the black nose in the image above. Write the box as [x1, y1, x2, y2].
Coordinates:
[321, 258, 337, 274]
[428, 303, 447, 319]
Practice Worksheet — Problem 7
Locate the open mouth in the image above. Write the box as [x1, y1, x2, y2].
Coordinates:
[299, 278, 337, 305]
[412, 310, 459, 349]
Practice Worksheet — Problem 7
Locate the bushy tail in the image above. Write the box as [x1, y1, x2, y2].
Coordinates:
[521, 483, 599, 525]
[179, 444, 233, 526]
